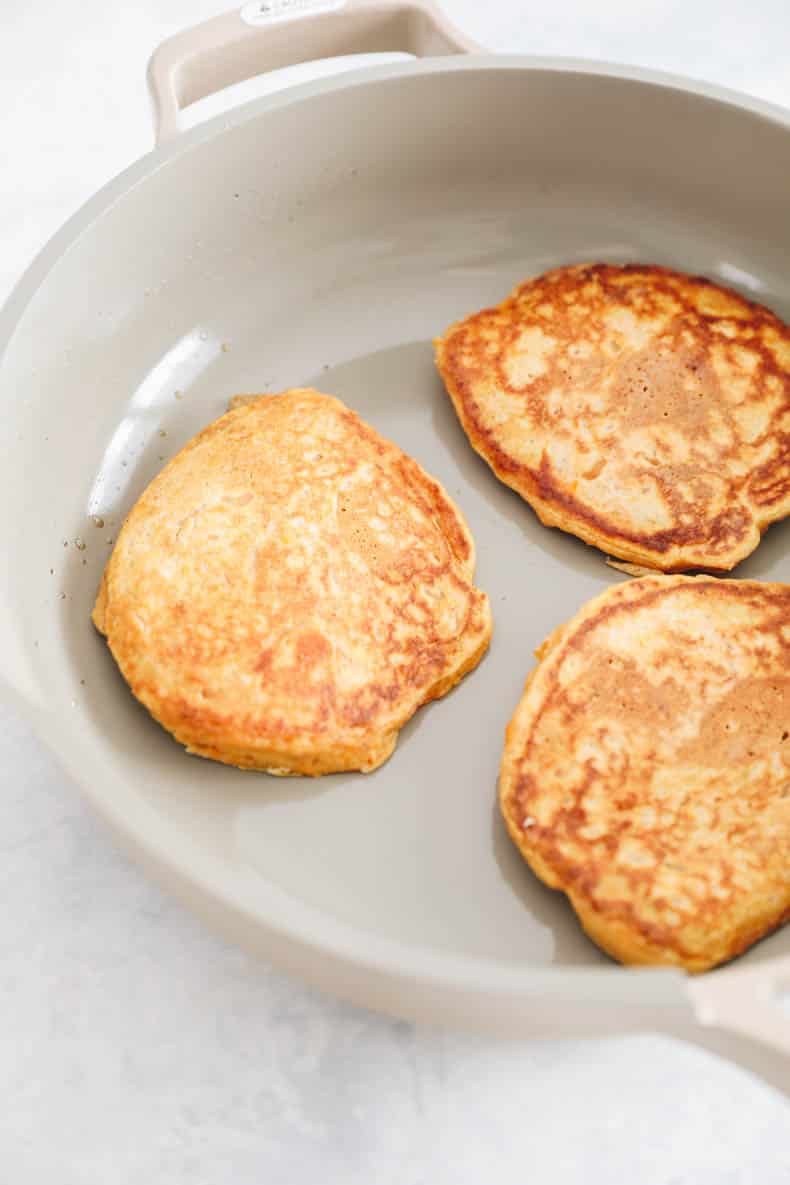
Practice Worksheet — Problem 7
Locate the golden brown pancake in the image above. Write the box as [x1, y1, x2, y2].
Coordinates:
[435, 263, 790, 571]
[500, 575, 790, 972]
[93, 389, 492, 775]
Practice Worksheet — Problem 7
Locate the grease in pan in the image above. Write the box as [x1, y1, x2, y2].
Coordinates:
[93, 389, 492, 775]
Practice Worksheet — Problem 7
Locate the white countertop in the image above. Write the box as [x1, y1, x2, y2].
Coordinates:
[2, 2, 790, 1179]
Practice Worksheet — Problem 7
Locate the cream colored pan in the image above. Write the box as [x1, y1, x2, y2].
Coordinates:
[2, 0, 790, 1091]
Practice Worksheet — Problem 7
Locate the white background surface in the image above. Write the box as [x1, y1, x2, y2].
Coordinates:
[2, 2, 790, 1180]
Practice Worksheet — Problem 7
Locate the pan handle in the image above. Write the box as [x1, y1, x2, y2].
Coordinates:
[147, 0, 480, 144]
[687, 954, 790, 1057]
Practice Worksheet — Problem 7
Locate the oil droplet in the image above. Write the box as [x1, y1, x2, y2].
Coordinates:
[221, 342, 230, 353]
[80, 679, 86, 686]
[174, 390, 183, 400]
[91, 515, 105, 528]
[81, 558, 87, 566]
[59, 591, 66, 600]
[49, 568, 54, 575]
[158, 429, 167, 438]
[75, 538, 87, 551]
[106, 537, 114, 545]
[62, 540, 69, 548]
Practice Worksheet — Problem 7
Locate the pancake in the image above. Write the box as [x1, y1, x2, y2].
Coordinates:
[499, 575, 790, 972]
[93, 389, 492, 775]
[435, 263, 790, 571]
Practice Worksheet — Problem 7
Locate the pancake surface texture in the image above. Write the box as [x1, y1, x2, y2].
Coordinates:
[93, 389, 492, 775]
[436, 263, 790, 571]
[500, 575, 790, 972]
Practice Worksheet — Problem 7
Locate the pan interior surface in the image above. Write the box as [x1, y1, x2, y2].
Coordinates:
[3, 62, 790, 983]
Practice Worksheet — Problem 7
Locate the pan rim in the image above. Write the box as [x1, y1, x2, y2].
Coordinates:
[3, 50, 789, 363]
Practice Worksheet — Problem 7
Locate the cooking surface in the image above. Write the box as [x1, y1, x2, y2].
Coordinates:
[2, 0, 790, 1180]
[13, 68, 788, 973]
[33, 186, 790, 971]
